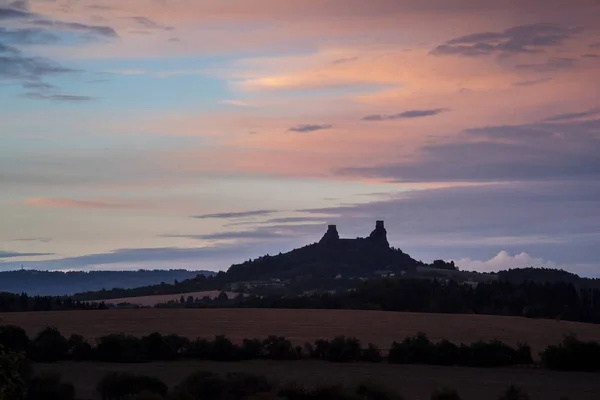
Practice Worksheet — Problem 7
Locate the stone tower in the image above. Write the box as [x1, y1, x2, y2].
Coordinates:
[319, 224, 340, 244]
[369, 220, 389, 246]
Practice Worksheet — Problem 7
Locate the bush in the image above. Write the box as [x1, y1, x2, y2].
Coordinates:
[185, 338, 212, 359]
[172, 371, 272, 400]
[263, 336, 297, 360]
[0, 345, 32, 400]
[96, 334, 148, 363]
[360, 343, 383, 363]
[241, 338, 263, 360]
[280, 384, 359, 400]
[132, 391, 165, 400]
[97, 372, 168, 400]
[460, 340, 515, 368]
[141, 333, 186, 361]
[540, 334, 600, 371]
[326, 336, 362, 363]
[434, 340, 459, 366]
[514, 343, 533, 365]
[29, 327, 69, 362]
[27, 372, 75, 400]
[67, 334, 94, 361]
[389, 333, 435, 364]
[311, 339, 330, 359]
[497, 385, 530, 400]
[356, 382, 404, 400]
[0, 325, 30, 353]
[209, 335, 242, 361]
[431, 388, 462, 400]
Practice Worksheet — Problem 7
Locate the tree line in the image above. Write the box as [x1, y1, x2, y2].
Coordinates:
[155, 278, 600, 324]
[0, 292, 107, 312]
[1, 324, 599, 371]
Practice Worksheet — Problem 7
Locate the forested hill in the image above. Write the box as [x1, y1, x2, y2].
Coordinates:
[0, 269, 214, 296]
[498, 268, 600, 288]
[72, 222, 454, 300]
[226, 221, 423, 281]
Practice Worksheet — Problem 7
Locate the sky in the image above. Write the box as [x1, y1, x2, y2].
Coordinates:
[1, 0, 600, 276]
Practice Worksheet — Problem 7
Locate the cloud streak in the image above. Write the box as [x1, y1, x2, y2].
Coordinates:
[432, 23, 583, 57]
[191, 210, 278, 219]
[362, 108, 448, 121]
[0, 251, 53, 259]
[288, 124, 333, 133]
[544, 108, 600, 121]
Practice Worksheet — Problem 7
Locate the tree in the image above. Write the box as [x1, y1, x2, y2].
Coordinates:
[0, 345, 32, 400]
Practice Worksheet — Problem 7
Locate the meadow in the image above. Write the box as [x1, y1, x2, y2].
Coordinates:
[3, 308, 600, 356]
[38, 359, 600, 400]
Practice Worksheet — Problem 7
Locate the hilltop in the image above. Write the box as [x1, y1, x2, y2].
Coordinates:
[226, 221, 430, 281]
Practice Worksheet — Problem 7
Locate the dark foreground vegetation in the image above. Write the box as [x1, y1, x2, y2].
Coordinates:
[1, 324, 599, 371]
[0, 344, 548, 400]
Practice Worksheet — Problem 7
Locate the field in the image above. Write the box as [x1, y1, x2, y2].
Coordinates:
[3, 308, 600, 355]
[100, 291, 241, 306]
[38, 360, 600, 400]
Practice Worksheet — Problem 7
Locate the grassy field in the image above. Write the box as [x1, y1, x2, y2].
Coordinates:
[3, 308, 600, 355]
[101, 291, 241, 306]
[38, 360, 600, 400]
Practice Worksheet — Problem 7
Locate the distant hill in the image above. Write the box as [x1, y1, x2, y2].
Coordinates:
[0, 269, 214, 296]
[498, 267, 600, 289]
[226, 221, 425, 281]
[74, 221, 453, 300]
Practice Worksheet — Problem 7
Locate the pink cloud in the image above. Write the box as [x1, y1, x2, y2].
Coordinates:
[25, 198, 141, 210]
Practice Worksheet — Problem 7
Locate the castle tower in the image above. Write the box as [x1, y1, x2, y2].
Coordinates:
[369, 220, 389, 247]
[319, 224, 340, 244]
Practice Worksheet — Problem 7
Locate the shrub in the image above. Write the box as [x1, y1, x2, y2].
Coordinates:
[27, 372, 76, 400]
[280, 384, 359, 400]
[222, 372, 273, 398]
[311, 339, 330, 359]
[67, 334, 94, 361]
[356, 382, 404, 400]
[0, 345, 32, 400]
[540, 335, 600, 371]
[431, 388, 462, 400]
[97, 372, 168, 400]
[263, 336, 297, 360]
[241, 338, 263, 360]
[0, 325, 30, 353]
[326, 336, 362, 363]
[210, 335, 242, 361]
[96, 334, 148, 363]
[185, 338, 212, 359]
[132, 391, 165, 400]
[172, 371, 272, 400]
[497, 385, 530, 400]
[29, 327, 69, 362]
[141, 333, 185, 361]
[389, 333, 435, 364]
[434, 340, 459, 366]
[360, 343, 383, 363]
[514, 343, 533, 365]
[460, 340, 514, 368]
